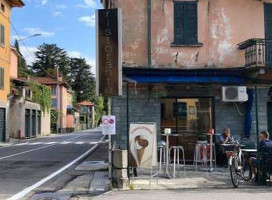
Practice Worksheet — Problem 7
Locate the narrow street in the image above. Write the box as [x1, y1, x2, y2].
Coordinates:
[0, 128, 104, 200]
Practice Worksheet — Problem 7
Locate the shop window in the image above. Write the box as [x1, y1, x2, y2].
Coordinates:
[0, 24, 5, 46]
[0, 67, 4, 90]
[172, 1, 199, 46]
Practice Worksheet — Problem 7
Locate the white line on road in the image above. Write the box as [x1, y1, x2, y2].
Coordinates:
[0, 134, 89, 160]
[7, 135, 106, 200]
[0, 144, 55, 161]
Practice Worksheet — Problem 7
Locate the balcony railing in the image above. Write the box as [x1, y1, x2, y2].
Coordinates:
[237, 38, 272, 68]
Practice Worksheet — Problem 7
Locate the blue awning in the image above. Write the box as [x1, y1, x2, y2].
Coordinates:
[123, 67, 247, 85]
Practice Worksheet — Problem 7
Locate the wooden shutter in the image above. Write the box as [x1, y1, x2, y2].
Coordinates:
[0, 25, 4, 46]
[174, 1, 198, 45]
[265, 3, 272, 66]
[0, 67, 4, 90]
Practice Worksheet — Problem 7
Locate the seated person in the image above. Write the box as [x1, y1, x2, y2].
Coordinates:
[220, 128, 234, 144]
[249, 131, 272, 179]
[218, 128, 234, 166]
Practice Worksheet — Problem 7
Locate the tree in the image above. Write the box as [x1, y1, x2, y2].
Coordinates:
[14, 40, 31, 77]
[31, 43, 69, 78]
[68, 58, 95, 102]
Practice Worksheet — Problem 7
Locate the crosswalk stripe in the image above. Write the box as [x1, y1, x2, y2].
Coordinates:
[11, 141, 101, 146]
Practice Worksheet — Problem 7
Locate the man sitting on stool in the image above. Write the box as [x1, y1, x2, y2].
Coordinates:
[249, 131, 272, 180]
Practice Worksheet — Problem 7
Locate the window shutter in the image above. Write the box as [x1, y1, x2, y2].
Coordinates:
[265, 3, 272, 66]
[174, 1, 198, 45]
[0, 68, 4, 90]
[186, 2, 198, 44]
[174, 2, 185, 44]
[0, 25, 4, 46]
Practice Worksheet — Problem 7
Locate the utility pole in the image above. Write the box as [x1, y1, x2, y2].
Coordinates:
[56, 66, 61, 133]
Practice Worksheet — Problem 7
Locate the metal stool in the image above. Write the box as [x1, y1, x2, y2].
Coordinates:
[158, 140, 166, 174]
[169, 146, 186, 177]
[194, 143, 208, 171]
[207, 143, 217, 167]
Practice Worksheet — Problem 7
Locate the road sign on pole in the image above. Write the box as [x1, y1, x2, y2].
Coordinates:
[102, 116, 116, 135]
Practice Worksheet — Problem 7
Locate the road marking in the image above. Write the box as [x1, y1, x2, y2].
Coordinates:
[0, 144, 55, 161]
[7, 135, 106, 200]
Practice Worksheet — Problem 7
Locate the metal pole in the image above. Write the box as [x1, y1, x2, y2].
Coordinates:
[127, 82, 130, 179]
[147, 0, 152, 68]
[255, 86, 261, 183]
[108, 98, 112, 180]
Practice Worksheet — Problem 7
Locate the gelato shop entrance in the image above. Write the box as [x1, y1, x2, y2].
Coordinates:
[161, 98, 214, 161]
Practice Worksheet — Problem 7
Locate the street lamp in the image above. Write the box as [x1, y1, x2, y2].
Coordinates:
[17, 33, 42, 42]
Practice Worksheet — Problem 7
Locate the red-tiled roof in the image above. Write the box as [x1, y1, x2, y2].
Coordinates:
[78, 101, 94, 106]
[20, 76, 69, 88]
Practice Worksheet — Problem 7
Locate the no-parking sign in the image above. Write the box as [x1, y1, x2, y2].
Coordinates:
[102, 116, 116, 135]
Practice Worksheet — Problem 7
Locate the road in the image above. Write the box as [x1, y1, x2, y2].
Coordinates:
[0, 128, 104, 200]
[92, 188, 272, 200]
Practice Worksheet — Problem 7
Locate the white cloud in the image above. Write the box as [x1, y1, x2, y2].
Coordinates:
[20, 46, 38, 65]
[55, 4, 68, 9]
[78, 15, 95, 27]
[24, 27, 55, 37]
[40, 0, 47, 6]
[68, 51, 96, 76]
[52, 11, 63, 18]
[77, 0, 97, 9]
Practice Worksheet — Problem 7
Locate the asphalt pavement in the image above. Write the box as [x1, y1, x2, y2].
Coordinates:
[0, 128, 104, 200]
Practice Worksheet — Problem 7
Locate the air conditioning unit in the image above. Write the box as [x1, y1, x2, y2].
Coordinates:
[222, 86, 248, 102]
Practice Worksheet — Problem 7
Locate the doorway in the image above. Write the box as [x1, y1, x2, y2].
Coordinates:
[161, 98, 214, 160]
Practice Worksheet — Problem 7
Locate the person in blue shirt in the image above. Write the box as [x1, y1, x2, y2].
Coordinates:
[220, 128, 234, 144]
[249, 131, 272, 179]
[218, 128, 234, 166]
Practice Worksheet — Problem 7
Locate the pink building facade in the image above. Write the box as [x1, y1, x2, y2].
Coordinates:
[101, 0, 272, 159]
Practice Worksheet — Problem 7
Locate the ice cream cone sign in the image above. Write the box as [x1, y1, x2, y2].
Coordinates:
[129, 123, 157, 168]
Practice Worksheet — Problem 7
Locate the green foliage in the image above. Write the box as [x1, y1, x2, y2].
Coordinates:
[14, 40, 32, 77]
[94, 96, 105, 126]
[68, 58, 95, 102]
[29, 81, 51, 114]
[30, 43, 69, 78]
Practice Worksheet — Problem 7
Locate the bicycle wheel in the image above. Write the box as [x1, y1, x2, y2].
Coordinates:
[230, 158, 239, 188]
[240, 154, 252, 181]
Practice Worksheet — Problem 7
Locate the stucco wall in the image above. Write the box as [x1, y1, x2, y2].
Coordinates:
[41, 110, 50, 136]
[9, 98, 41, 138]
[114, 0, 271, 68]
[10, 49, 18, 80]
[0, 0, 11, 102]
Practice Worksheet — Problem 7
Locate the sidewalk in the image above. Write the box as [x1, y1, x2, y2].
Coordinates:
[28, 142, 110, 200]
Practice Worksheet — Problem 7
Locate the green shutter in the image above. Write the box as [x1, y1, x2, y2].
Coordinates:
[265, 3, 272, 66]
[0, 68, 4, 90]
[0, 25, 4, 46]
[174, 1, 198, 45]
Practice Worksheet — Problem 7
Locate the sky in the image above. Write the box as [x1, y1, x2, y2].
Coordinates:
[11, 0, 102, 75]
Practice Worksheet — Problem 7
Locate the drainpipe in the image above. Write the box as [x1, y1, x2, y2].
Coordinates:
[147, 0, 152, 67]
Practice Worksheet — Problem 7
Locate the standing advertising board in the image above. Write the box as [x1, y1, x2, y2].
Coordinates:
[129, 123, 157, 168]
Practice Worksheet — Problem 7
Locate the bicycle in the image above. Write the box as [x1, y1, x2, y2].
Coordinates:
[221, 142, 252, 188]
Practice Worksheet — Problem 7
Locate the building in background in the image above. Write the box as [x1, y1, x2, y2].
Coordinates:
[78, 101, 95, 130]
[0, 0, 24, 142]
[23, 76, 71, 133]
[9, 46, 50, 139]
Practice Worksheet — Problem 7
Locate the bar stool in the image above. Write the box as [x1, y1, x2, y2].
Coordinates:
[169, 146, 186, 177]
[158, 140, 166, 174]
[194, 143, 208, 171]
